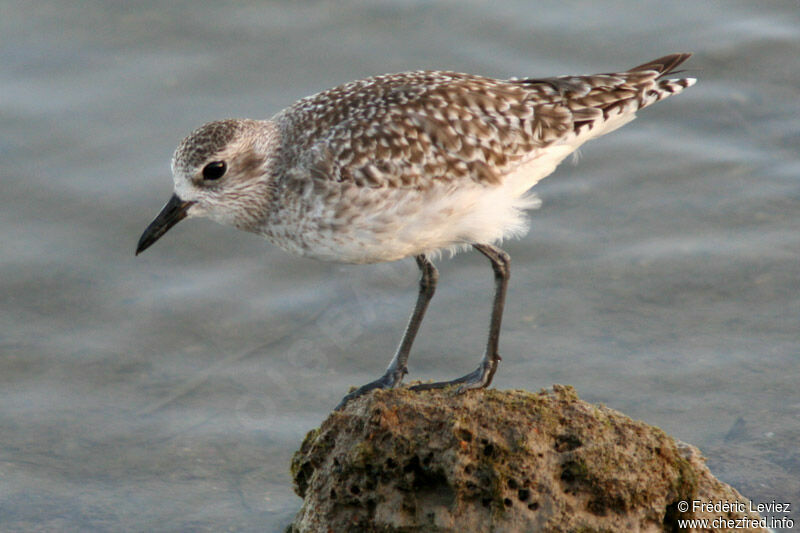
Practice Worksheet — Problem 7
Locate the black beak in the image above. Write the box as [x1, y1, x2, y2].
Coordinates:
[136, 194, 195, 255]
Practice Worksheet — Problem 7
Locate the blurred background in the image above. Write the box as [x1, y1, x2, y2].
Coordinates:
[2, 1, 798, 530]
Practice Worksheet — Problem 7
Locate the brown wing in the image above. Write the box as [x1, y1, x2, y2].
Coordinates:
[276, 71, 551, 189]
[276, 53, 693, 190]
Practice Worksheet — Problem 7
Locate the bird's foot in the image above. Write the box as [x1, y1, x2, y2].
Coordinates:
[409, 354, 500, 393]
[334, 366, 407, 411]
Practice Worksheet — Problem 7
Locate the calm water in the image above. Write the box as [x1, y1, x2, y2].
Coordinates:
[2, 1, 798, 531]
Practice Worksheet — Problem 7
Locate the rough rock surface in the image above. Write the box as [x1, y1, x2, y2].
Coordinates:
[289, 385, 766, 532]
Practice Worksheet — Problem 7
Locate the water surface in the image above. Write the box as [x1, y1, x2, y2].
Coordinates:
[2, 1, 798, 530]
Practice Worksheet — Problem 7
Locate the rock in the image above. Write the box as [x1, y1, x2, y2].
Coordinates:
[288, 385, 766, 532]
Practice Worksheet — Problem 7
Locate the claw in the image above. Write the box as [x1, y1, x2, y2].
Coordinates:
[334, 367, 406, 410]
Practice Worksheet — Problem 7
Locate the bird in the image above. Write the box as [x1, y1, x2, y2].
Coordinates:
[136, 53, 695, 409]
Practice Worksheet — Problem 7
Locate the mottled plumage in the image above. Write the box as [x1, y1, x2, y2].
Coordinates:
[137, 54, 696, 408]
[275, 54, 692, 191]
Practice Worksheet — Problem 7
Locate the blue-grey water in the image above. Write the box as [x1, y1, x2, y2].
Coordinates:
[2, 1, 798, 531]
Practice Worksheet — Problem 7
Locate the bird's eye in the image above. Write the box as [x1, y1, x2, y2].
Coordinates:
[202, 161, 227, 181]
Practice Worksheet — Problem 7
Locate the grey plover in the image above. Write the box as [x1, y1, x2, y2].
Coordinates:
[137, 53, 695, 409]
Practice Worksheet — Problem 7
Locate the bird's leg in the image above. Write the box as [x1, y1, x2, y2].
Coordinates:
[335, 255, 438, 410]
[411, 244, 509, 392]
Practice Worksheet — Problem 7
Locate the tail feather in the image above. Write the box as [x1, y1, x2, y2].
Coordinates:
[628, 53, 693, 77]
[505, 53, 696, 191]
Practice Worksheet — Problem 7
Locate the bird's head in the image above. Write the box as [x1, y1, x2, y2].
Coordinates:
[136, 119, 277, 255]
